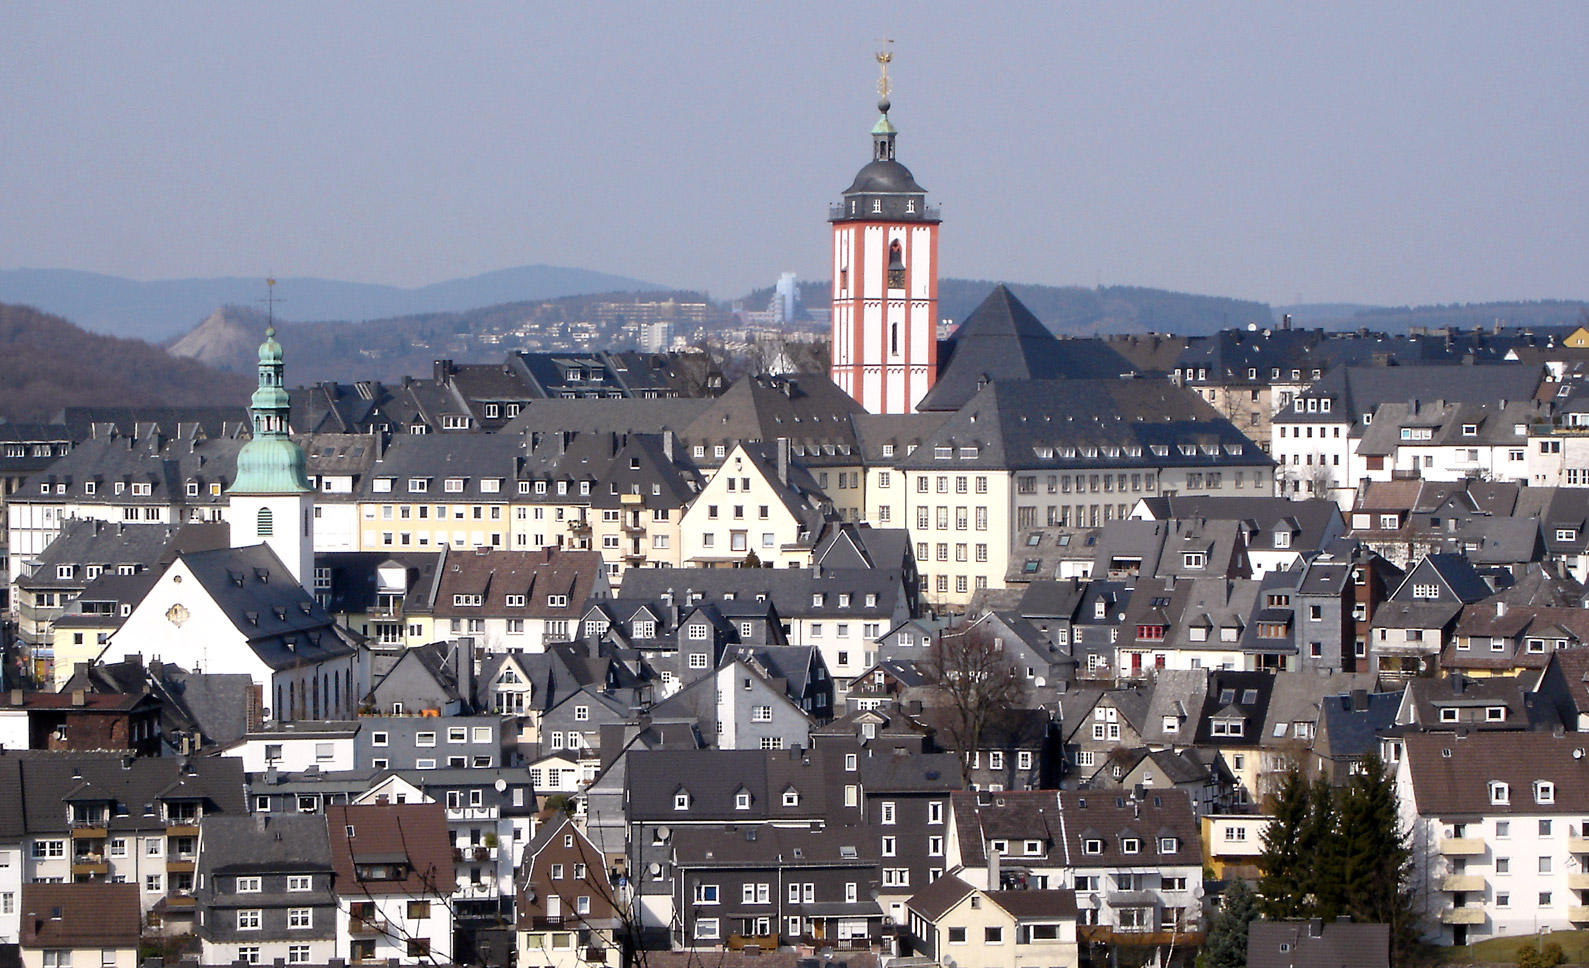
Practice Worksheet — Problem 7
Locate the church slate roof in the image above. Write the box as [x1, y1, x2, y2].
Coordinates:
[918, 286, 1137, 412]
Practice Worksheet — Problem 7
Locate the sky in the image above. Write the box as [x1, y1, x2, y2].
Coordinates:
[2, 2, 1585, 309]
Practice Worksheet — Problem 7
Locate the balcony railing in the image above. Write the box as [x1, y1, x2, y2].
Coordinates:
[1441, 874, 1485, 892]
[1439, 907, 1485, 925]
[349, 917, 389, 937]
[1438, 837, 1485, 856]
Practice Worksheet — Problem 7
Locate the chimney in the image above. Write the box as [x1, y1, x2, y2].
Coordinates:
[987, 841, 1001, 888]
[663, 429, 674, 463]
[71, 690, 86, 707]
[777, 437, 790, 485]
[1496, 600, 1507, 617]
[452, 640, 475, 707]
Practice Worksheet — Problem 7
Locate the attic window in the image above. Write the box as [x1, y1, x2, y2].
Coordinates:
[1082, 838, 1103, 855]
[1489, 781, 1509, 805]
[1462, 424, 1478, 436]
[735, 791, 751, 810]
[674, 791, 690, 810]
[782, 790, 800, 807]
[1535, 781, 1555, 804]
[409, 478, 429, 493]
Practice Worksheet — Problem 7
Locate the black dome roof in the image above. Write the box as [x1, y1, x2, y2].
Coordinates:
[843, 159, 926, 195]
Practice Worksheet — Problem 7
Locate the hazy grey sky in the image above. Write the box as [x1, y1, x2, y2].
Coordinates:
[2, 1, 1585, 308]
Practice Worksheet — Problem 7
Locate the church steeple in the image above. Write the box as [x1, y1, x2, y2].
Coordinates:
[226, 280, 315, 588]
[230, 286, 311, 495]
[829, 48, 941, 415]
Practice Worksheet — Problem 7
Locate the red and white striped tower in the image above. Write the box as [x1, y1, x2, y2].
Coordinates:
[829, 50, 940, 414]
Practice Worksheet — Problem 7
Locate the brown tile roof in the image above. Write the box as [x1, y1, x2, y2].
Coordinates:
[951, 789, 1201, 869]
[432, 546, 606, 619]
[326, 802, 456, 897]
[1402, 731, 1589, 816]
[19, 883, 140, 948]
[905, 871, 976, 920]
[988, 889, 1079, 919]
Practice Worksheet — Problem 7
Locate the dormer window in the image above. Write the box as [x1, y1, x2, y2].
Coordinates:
[1535, 781, 1555, 804]
[782, 789, 800, 807]
[734, 790, 751, 810]
[1462, 424, 1478, 436]
[674, 791, 691, 811]
[1489, 781, 1509, 805]
[1082, 838, 1103, 855]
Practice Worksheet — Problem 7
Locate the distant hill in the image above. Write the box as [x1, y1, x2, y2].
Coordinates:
[1276, 300, 1589, 333]
[0, 265, 664, 342]
[167, 290, 725, 384]
[742, 278, 1274, 337]
[0, 303, 251, 422]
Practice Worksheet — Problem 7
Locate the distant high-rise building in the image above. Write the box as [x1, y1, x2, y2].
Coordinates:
[829, 51, 940, 414]
[771, 272, 801, 324]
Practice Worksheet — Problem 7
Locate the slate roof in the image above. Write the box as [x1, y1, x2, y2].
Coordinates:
[1260, 672, 1378, 749]
[1402, 731, 1589, 816]
[1138, 496, 1342, 557]
[671, 823, 877, 869]
[166, 544, 358, 670]
[625, 748, 831, 820]
[901, 379, 1272, 472]
[197, 813, 333, 876]
[1283, 363, 1543, 427]
[680, 373, 866, 464]
[316, 550, 446, 615]
[1193, 671, 1276, 746]
[919, 286, 1137, 412]
[1318, 690, 1401, 761]
[987, 888, 1079, 919]
[0, 751, 245, 834]
[1247, 920, 1390, 968]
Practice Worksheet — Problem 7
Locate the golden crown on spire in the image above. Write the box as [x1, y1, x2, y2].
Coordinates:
[875, 42, 893, 100]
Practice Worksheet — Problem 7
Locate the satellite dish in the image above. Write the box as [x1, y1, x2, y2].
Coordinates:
[495, 777, 508, 792]
[656, 826, 671, 842]
[648, 862, 662, 875]
[1575, 748, 1585, 760]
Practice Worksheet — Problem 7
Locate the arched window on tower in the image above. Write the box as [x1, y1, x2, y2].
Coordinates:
[888, 239, 906, 290]
[257, 506, 274, 537]
[891, 322, 899, 356]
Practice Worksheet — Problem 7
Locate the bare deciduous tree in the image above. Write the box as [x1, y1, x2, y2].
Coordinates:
[921, 624, 1030, 787]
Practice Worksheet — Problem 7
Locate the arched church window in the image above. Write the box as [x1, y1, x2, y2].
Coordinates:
[257, 507, 274, 537]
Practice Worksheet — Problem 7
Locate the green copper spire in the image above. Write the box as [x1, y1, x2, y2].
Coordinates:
[230, 289, 311, 495]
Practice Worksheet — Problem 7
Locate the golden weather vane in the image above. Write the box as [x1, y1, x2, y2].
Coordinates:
[875, 40, 894, 102]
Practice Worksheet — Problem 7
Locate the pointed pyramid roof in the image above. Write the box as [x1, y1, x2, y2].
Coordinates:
[917, 285, 1136, 411]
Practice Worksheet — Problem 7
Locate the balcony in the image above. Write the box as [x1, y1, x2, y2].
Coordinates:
[1078, 926, 1205, 947]
[349, 918, 389, 937]
[1568, 873, 1589, 891]
[71, 824, 108, 839]
[1438, 837, 1485, 856]
[71, 859, 109, 876]
[727, 934, 779, 952]
[445, 806, 499, 822]
[569, 519, 592, 534]
[1441, 875, 1486, 892]
[163, 893, 195, 910]
[1439, 907, 1486, 925]
[165, 822, 200, 837]
[1567, 836, 1589, 854]
[1569, 906, 1589, 924]
[166, 859, 196, 874]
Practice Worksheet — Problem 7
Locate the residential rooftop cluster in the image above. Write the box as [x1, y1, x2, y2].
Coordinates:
[7, 67, 1589, 968]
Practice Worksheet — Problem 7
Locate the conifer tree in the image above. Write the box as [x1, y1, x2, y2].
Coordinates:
[1256, 766, 1310, 918]
[1299, 776, 1345, 920]
[1199, 879, 1262, 968]
[1337, 754, 1416, 965]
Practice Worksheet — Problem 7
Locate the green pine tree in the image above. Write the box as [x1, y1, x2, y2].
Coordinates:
[1299, 777, 1345, 920]
[1256, 766, 1310, 919]
[1199, 879, 1262, 968]
[1337, 754, 1417, 965]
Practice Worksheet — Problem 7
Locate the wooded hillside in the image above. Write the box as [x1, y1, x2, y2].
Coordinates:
[0, 303, 252, 422]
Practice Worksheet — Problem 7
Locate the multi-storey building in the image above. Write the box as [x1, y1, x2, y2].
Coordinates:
[196, 814, 338, 967]
[326, 802, 456, 965]
[1398, 732, 1589, 945]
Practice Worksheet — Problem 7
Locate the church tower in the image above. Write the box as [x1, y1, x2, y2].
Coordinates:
[829, 50, 940, 414]
[226, 294, 315, 588]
